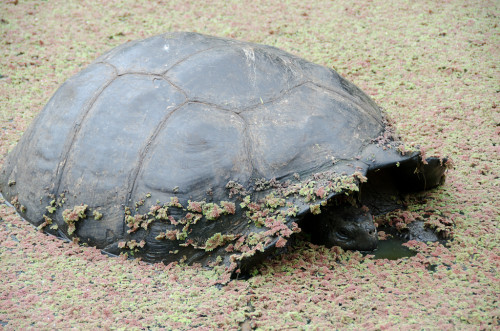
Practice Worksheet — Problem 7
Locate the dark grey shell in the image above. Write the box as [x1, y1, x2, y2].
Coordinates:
[0, 32, 446, 272]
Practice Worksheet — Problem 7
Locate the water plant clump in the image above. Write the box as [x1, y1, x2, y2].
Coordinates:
[62, 204, 88, 235]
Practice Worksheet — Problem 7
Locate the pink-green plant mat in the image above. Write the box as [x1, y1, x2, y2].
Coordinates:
[0, 0, 498, 329]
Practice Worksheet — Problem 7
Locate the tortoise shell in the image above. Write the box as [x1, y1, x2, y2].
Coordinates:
[0, 32, 446, 273]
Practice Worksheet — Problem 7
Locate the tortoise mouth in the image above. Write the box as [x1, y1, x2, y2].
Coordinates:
[356, 237, 379, 251]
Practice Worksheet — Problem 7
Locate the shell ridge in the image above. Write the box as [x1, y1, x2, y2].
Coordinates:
[236, 112, 257, 184]
[241, 46, 257, 88]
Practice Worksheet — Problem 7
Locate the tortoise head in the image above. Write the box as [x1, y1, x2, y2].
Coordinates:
[307, 205, 378, 251]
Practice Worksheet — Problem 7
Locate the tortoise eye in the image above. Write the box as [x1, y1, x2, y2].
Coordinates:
[336, 229, 349, 240]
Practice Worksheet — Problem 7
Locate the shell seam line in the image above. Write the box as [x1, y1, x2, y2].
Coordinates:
[115, 71, 165, 77]
[238, 80, 310, 113]
[52, 63, 119, 198]
[123, 99, 189, 234]
[98, 71, 190, 100]
[309, 82, 384, 126]
[116, 72, 190, 101]
[2, 109, 46, 187]
[161, 45, 228, 76]
[162, 76, 189, 100]
[186, 100, 234, 112]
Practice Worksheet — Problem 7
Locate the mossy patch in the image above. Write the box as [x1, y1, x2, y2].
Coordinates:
[62, 204, 88, 235]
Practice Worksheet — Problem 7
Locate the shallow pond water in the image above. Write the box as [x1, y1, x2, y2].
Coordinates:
[368, 237, 417, 260]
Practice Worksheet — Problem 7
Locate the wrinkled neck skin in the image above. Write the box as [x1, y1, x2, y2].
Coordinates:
[302, 204, 378, 251]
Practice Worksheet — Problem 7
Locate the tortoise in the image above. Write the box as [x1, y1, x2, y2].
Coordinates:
[0, 32, 447, 274]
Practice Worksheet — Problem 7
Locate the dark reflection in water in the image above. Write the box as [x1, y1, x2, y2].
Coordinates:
[368, 237, 417, 260]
